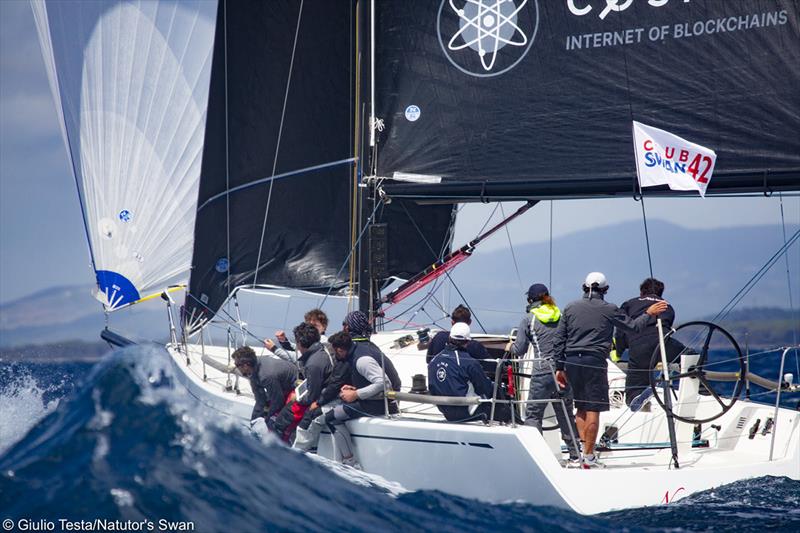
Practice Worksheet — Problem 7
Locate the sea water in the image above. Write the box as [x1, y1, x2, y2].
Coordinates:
[0, 347, 798, 532]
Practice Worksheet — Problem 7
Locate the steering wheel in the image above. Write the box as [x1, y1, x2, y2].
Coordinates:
[648, 321, 746, 424]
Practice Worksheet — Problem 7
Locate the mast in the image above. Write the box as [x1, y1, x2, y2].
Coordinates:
[358, 0, 379, 324]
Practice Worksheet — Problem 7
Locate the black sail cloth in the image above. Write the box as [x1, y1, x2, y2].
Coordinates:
[374, 1, 800, 200]
[185, 1, 455, 329]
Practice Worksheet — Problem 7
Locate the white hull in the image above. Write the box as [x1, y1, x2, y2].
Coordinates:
[166, 331, 800, 515]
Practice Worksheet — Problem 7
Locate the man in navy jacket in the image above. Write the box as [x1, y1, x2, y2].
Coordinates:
[428, 322, 495, 422]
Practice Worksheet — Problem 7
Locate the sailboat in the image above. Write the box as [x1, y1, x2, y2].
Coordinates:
[32, 0, 800, 515]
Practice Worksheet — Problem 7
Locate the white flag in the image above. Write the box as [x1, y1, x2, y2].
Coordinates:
[632, 121, 717, 197]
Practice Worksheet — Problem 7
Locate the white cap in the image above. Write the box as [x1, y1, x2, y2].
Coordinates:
[584, 271, 608, 289]
[449, 322, 471, 341]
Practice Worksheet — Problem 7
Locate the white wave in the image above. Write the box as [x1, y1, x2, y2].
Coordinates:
[0, 369, 61, 455]
[305, 452, 410, 498]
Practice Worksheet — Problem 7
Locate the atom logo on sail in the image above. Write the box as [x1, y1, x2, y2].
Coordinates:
[438, 0, 539, 77]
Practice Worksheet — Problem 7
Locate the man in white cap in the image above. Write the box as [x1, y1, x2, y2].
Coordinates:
[428, 322, 495, 422]
[554, 272, 668, 467]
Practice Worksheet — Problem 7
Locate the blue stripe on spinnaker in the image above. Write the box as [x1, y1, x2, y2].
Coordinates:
[96, 270, 140, 309]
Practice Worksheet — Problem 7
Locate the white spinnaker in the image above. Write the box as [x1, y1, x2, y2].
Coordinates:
[31, 0, 217, 310]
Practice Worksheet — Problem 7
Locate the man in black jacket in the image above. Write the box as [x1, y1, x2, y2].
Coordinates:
[425, 305, 495, 373]
[616, 278, 677, 406]
[323, 330, 402, 467]
[554, 272, 668, 467]
[271, 322, 332, 443]
[293, 347, 352, 452]
[233, 346, 297, 423]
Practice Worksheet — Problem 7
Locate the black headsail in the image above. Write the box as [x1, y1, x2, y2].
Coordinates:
[186, 1, 457, 330]
[374, 1, 800, 202]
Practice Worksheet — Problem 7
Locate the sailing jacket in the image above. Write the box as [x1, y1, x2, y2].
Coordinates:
[510, 302, 562, 376]
[553, 292, 654, 368]
[615, 294, 675, 359]
[249, 356, 298, 420]
[275, 333, 329, 365]
[296, 342, 333, 406]
[428, 344, 494, 400]
[318, 358, 352, 406]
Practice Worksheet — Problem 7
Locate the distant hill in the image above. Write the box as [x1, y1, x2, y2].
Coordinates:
[0, 340, 109, 362]
[0, 221, 797, 349]
[0, 285, 167, 348]
[712, 307, 800, 349]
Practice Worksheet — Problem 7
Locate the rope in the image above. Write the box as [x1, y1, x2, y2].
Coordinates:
[500, 203, 524, 293]
[549, 200, 553, 289]
[620, 29, 655, 280]
[320, 199, 384, 308]
[348, 10, 362, 312]
[712, 228, 800, 324]
[252, 0, 305, 288]
[223, 0, 231, 297]
[639, 195, 655, 279]
[397, 201, 487, 333]
[778, 193, 800, 377]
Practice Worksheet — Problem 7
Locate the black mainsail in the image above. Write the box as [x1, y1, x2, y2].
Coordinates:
[373, 1, 800, 202]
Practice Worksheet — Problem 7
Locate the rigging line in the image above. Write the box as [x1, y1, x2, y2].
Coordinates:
[778, 193, 800, 377]
[500, 203, 524, 293]
[478, 203, 501, 234]
[320, 199, 384, 308]
[386, 277, 447, 322]
[549, 200, 553, 289]
[622, 31, 656, 279]
[223, 0, 231, 298]
[639, 194, 655, 279]
[252, 0, 305, 289]
[713, 229, 800, 323]
[348, 8, 362, 310]
[397, 201, 487, 334]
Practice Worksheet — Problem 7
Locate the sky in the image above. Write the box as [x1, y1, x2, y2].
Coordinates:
[1, 0, 798, 305]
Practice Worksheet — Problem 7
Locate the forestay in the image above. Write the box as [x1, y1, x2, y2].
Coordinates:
[31, 0, 217, 309]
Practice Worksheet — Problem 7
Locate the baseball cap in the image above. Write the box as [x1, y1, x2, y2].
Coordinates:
[583, 272, 608, 289]
[449, 322, 471, 341]
[526, 283, 549, 301]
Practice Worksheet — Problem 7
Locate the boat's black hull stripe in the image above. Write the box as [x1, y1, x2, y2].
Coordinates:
[321, 431, 494, 449]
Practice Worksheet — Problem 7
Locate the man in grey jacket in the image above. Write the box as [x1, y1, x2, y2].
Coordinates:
[511, 283, 581, 463]
[232, 346, 297, 423]
[554, 272, 668, 467]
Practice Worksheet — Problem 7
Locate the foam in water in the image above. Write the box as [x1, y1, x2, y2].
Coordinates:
[0, 367, 62, 455]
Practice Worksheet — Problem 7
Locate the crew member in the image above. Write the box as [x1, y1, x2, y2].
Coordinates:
[554, 272, 668, 468]
[616, 278, 677, 406]
[265, 308, 330, 364]
[232, 346, 297, 423]
[324, 330, 402, 467]
[511, 283, 581, 463]
[425, 305, 493, 370]
[271, 322, 332, 443]
[428, 322, 495, 422]
[293, 342, 353, 452]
